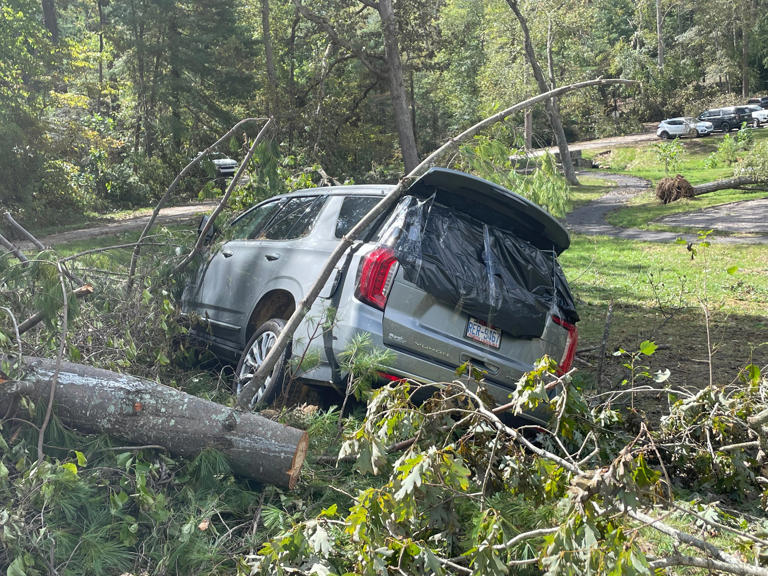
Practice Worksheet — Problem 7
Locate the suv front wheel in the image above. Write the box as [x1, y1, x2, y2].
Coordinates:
[721, 122, 731, 132]
[235, 318, 291, 407]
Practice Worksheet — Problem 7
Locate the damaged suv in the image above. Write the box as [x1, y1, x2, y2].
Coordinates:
[181, 168, 579, 409]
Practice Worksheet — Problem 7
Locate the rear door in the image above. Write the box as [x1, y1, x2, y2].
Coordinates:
[185, 195, 326, 346]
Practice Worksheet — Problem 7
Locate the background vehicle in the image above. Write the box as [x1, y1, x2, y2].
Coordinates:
[656, 117, 712, 138]
[698, 108, 739, 132]
[747, 96, 768, 109]
[745, 104, 768, 127]
[182, 168, 579, 415]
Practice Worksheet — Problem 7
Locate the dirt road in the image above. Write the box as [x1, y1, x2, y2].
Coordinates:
[27, 202, 217, 249]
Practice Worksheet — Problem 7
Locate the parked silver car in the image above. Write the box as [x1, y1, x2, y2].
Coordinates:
[181, 168, 579, 413]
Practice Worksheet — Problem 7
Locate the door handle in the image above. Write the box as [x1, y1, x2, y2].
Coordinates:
[265, 253, 280, 261]
[222, 249, 233, 258]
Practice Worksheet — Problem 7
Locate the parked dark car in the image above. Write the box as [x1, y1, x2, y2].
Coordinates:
[181, 168, 579, 417]
[747, 96, 768, 109]
[698, 108, 740, 132]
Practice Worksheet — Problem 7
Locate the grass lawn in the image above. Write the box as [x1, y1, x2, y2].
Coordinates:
[560, 233, 768, 394]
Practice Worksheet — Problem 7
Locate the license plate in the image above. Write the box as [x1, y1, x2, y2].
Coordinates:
[465, 317, 501, 349]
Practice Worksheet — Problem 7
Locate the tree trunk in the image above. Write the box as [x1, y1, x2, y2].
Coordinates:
[656, 0, 664, 68]
[691, 176, 764, 196]
[3, 357, 308, 490]
[741, 2, 750, 98]
[97, 0, 105, 112]
[377, 0, 420, 173]
[262, 0, 278, 116]
[41, 0, 59, 42]
[504, 0, 578, 185]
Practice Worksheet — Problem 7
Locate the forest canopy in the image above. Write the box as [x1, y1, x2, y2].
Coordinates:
[2, 0, 767, 225]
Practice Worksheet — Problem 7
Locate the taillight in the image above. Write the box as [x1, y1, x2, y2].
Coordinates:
[356, 246, 398, 310]
[552, 315, 578, 375]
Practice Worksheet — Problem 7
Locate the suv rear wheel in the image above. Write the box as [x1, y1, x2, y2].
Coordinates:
[659, 131, 669, 139]
[235, 318, 291, 407]
[721, 122, 731, 132]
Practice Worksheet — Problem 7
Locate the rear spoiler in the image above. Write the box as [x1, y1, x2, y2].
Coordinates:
[406, 167, 570, 254]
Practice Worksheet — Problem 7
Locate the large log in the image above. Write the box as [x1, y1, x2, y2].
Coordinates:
[1, 357, 308, 489]
[691, 175, 766, 196]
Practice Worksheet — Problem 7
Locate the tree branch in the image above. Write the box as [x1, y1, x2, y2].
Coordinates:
[172, 118, 274, 276]
[236, 77, 639, 410]
[292, 0, 385, 78]
[127, 117, 270, 292]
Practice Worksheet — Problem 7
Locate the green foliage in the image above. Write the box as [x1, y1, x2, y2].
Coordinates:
[706, 128, 755, 168]
[456, 136, 571, 216]
[735, 141, 768, 181]
[652, 139, 684, 176]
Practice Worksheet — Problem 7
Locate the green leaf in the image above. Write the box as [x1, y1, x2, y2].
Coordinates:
[61, 462, 78, 475]
[74, 450, 87, 467]
[726, 265, 739, 275]
[744, 364, 761, 386]
[7, 556, 26, 576]
[638, 341, 657, 356]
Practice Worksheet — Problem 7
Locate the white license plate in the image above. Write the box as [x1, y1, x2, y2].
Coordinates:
[465, 317, 502, 349]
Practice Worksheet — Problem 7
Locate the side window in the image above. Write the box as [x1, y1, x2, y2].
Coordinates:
[261, 196, 327, 240]
[229, 200, 283, 240]
[335, 196, 381, 238]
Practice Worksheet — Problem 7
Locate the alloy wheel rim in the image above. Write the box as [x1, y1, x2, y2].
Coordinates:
[237, 329, 278, 402]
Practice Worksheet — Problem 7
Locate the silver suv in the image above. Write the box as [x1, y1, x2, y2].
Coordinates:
[182, 168, 579, 411]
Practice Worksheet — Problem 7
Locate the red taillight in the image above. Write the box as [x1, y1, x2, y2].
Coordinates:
[552, 315, 578, 375]
[355, 246, 399, 310]
[377, 371, 403, 382]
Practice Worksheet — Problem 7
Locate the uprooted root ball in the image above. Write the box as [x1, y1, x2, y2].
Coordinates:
[656, 174, 695, 204]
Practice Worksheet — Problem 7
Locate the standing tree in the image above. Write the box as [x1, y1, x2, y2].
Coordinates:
[292, 0, 419, 173]
[41, 0, 59, 42]
[505, 0, 578, 185]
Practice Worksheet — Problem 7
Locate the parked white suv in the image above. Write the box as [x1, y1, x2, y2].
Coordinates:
[745, 104, 768, 127]
[657, 117, 713, 138]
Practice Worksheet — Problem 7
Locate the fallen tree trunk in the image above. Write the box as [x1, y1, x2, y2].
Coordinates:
[1, 357, 308, 490]
[691, 175, 767, 196]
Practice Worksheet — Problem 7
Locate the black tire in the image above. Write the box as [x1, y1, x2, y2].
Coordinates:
[721, 122, 730, 133]
[235, 318, 291, 407]
[659, 131, 669, 140]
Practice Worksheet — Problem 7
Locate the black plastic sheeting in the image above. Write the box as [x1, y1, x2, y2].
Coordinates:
[384, 195, 579, 339]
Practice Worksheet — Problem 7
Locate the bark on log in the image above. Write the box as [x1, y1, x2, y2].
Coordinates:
[2, 357, 308, 490]
[691, 176, 767, 196]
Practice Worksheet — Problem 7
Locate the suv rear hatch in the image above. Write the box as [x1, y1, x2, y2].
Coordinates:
[369, 168, 578, 388]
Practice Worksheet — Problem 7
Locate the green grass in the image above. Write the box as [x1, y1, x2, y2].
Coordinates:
[560, 233, 768, 389]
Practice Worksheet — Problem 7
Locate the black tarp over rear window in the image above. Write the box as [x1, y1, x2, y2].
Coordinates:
[383, 195, 578, 339]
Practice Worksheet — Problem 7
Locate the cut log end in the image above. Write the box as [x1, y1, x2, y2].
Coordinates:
[287, 431, 309, 490]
